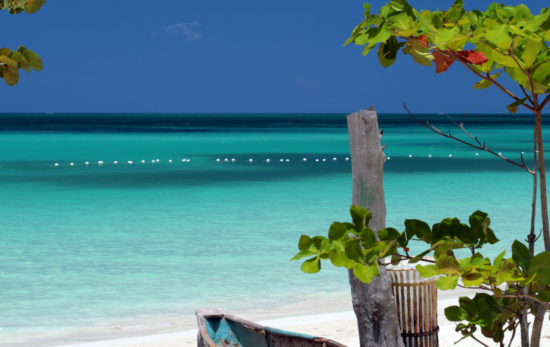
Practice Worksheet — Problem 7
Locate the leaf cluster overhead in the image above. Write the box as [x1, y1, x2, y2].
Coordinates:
[0, 0, 45, 86]
[345, 1, 550, 113]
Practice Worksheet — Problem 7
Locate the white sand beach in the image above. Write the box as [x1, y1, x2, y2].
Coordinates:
[55, 289, 550, 347]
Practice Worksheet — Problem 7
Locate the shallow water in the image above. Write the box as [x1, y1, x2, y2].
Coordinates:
[0, 113, 547, 345]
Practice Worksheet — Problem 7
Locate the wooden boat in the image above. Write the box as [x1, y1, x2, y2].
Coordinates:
[196, 309, 347, 347]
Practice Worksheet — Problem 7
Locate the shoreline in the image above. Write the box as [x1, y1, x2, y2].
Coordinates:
[46, 288, 485, 347]
[7, 288, 549, 347]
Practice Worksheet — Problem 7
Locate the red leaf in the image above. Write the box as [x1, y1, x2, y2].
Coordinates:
[433, 50, 454, 73]
[414, 35, 429, 47]
[455, 50, 488, 65]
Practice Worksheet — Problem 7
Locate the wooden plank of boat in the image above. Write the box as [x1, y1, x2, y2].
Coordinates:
[196, 308, 348, 347]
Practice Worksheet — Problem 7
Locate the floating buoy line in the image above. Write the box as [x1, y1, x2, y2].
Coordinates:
[48, 153, 513, 167]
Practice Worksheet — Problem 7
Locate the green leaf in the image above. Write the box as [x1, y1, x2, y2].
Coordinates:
[525, 82, 548, 95]
[437, 275, 459, 290]
[523, 10, 550, 32]
[298, 235, 312, 251]
[0, 56, 19, 86]
[473, 72, 501, 89]
[514, 4, 533, 26]
[353, 263, 375, 283]
[10, 51, 30, 73]
[377, 227, 400, 241]
[529, 251, 550, 274]
[328, 222, 348, 240]
[505, 66, 529, 85]
[368, 23, 391, 45]
[512, 240, 531, 274]
[522, 39, 543, 67]
[437, 28, 457, 43]
[533, 61, 550, 84]
[537, 269, 550, 285]
[360, 227, 377, 249]
[412, 8, 438, 32]
[345, 239, 364, 264]
[22, 49, 43, 71]
[301, 256, 321, 273]
[444, 0, 464, 24]
[491, 50, 520, 68]
[23, 0, 45, 14]
[290, 250, 314, 261]
[538, 290, 550, 302]
[409, 249, 430, 263]
[355, 33, 370, 45]
[436, 254, 462, 276]
[506, 97, 529, 114]
[416, 264, 438, 278]
[492, 250, 507, 274]
[390, 11, 411, 31]
[445, 305, 468, 321]
[329, 249, 352, 268]
[350, 205, 372, 230]
[486, 25, 510, 45]
[377, 42, 396, 68]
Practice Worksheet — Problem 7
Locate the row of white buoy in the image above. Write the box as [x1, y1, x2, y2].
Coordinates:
[54, 159, 191, 166]
[217, 157, 350, 163]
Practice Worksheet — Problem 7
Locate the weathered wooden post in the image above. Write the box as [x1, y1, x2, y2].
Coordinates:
[347, 106, 404, 347]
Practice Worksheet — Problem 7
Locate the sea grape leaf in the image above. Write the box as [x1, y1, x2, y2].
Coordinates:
[298, 235, 312, 251]
[485, 25, 510, 44]
[378, 42, 396, 68]
[360, 227, 377, 249]
[529, 251, 550, 275]
[512, 240, 531, 274]
[437, 275, 459, 290]
[445, 305, 468, 321]
[290, 250, 314, 261]
[492, 50, 521, 68]
[455, 50, 488, 65]
[433, 50, 454, 73]
[416, 264, 438, 278]
[353, 263, 375, 283]
[473, 72, 501, 89]
[328, 222, 348, 240]
[538, 290, 550, 303]
[444, 0, 464, 24]
[0, 55, 19, 86]
[10, 51, 30, 73]
[23, 0, 45, 14]
[436, 254, 462, 275]
[22, 49, 42, 71]
[345, 239, 364, 264]
[301, 257, 321, 273]
[522, 39, 543, 67]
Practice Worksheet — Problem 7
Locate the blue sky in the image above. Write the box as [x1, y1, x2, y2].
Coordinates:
[1, 0, 548, 113]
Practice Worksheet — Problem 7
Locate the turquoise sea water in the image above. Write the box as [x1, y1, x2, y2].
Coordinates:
[0, 113, 548, 346]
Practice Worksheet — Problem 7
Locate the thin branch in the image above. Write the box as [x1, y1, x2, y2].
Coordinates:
[471, 334, 491, 347]
[519, 85, 535, 106]
[493, 304, 519, 317]
[497, 294, 546, 305]
[404, 104, 535, 175]
[541, 93, 550, 110]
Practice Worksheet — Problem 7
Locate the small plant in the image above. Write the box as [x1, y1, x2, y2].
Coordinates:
[292, 205, 550, 347]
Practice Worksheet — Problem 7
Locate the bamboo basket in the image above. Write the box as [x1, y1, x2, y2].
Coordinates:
[387, 258, 439, 347]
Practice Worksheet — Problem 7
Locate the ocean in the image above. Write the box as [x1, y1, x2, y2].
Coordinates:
[0, 113, 547, 346]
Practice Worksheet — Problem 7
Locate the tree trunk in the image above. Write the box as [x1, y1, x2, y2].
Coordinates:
[535, 112, 550, 251]
[520, 299, 530, 347]
[347, 107, 404, 347]
[530, 303, 549, 347]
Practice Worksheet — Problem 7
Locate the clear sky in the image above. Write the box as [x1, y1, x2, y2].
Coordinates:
[2, 0, 548, 114]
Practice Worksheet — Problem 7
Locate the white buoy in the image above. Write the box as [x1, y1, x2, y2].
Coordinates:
[70, 163, 74, 166]
[345, 157, 349, 160]
[333, 158, 337, 161]
[231, 159, 235, 161]
[142, 160, 145, 163]
[128, 161, 133, 164]
[409, 155, 412, 158]
[216, 159, 220, 162]
[187, 159, 190, 162]
[286, 159, 289, 162]
[322, 159, 326, 161]
[388, 157, 391, 160]
[449, 154, 452, 157]
[156, 159, 159, 162]
[316, 159, 319, 162]
[249, 159, 253, 162]
[225, 158, 228, 162]
[85, 162, 89, 165]
[429, 155, 432, 157]
[54, 163, 59, 166]
[475, 153, 478, 156]
[499, 152, 502, 155]
[522, 152, 524, 154]
[152, 160, 155, 163]
[280, 159, 283, 162]
[98, 161, 103, 164]
[266, 159, 270, 162]
[114, 161, 118, 164]
[303, 158, 307, 161]
[169, 160, 172, 162]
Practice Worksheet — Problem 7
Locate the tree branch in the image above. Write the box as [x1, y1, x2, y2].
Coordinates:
[404, 104, 535, 175]
[471, 334, 491, 347]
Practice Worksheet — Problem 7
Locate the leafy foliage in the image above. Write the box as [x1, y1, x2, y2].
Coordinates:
[291, 206, 550, 344]
[344, 1, 550, 113]
[0, 0, 45, 86]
